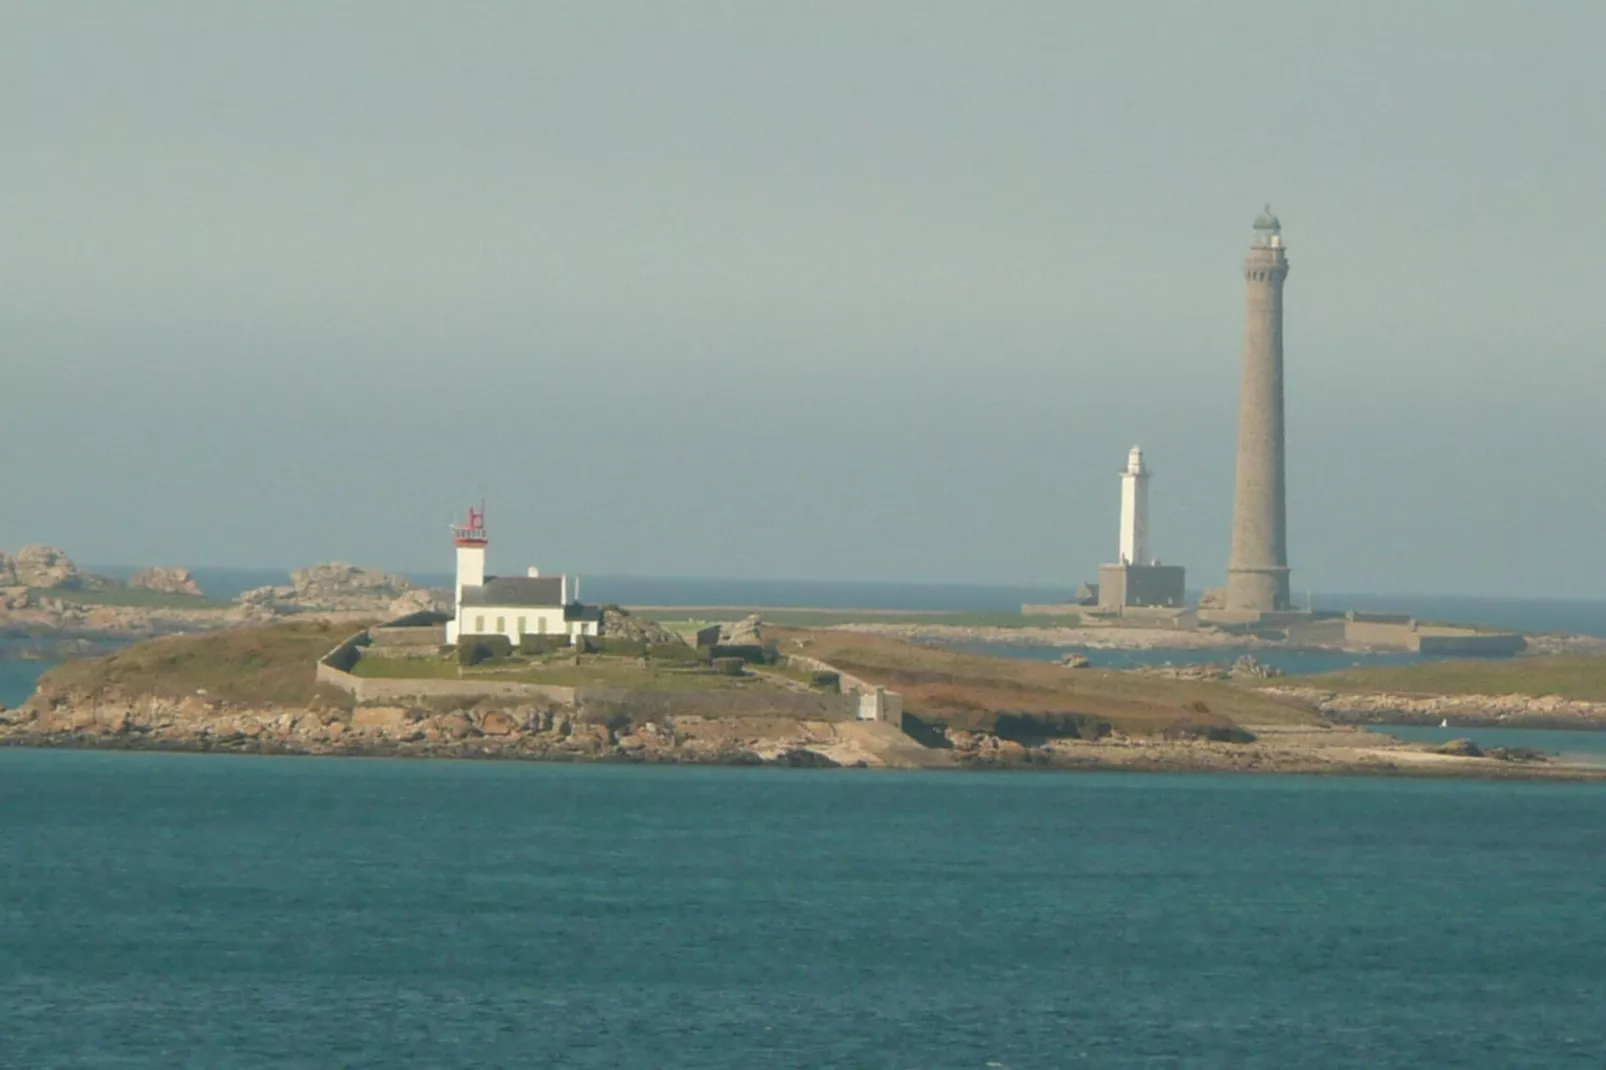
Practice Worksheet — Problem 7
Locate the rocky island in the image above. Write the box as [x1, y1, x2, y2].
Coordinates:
[0, 545, 448, 658]
[4, 611, 1602, 782]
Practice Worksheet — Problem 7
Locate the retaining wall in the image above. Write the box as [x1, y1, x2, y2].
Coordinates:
[575, 688, 858, 722]
[369, 624, 447, 649]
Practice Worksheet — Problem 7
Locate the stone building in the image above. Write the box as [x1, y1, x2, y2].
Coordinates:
[1098, 446, 1186, 611]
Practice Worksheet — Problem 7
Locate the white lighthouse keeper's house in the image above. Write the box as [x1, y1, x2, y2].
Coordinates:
[443, 506, 602, 644]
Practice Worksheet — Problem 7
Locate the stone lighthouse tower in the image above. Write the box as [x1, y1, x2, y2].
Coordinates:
[1225, 207, 1291, 612]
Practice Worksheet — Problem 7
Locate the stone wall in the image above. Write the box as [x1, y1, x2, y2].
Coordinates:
[1346, 610, 1416, 625]
[575, 688, 857, 723]
[316, 629, 871, 713]
[1341, 620, 1418, 649]
[1097, 564, 1187, 611]
[1341, 620, 1526, 656]
[781, 654, 903, 727]
[369, 624, 447, 649]
[1414, 631, 1527, 657]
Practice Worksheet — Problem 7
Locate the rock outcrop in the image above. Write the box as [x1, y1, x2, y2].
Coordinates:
[234, 563, 443, 617]
[130, 567, 204, 597]
[12, 545, 81, 589]
[1264, 686, 1606, 729]
[720, 614, 764, 646]
[601, 607, 685, 645]
[0, 691, 883, 768]
[386, 589, 450, 618]
[289, 563, 414, 605]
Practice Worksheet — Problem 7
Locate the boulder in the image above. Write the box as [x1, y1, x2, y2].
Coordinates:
[351, 706, 413, 731]
[435, 713, 474, 740]
[478, 711, 518, 736]
[719, 614, 764, 646]
[1229, 655, 1282, 680]
[1058, 653, 1092, 669]
[130, 567, 204, 597]
[1432, 738, 1484, 758]
[13, 545, 80, 589]
[600, 606, 685, 645]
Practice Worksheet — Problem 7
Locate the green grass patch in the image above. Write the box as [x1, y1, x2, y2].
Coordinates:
[1307, 655, 1606, 702]
[350, 651, 789, 693]
[351, 656, 460, 679]
[502, 665, 761, 691]
[645, 608, 1081, 630]
[26, 586, 232, 610]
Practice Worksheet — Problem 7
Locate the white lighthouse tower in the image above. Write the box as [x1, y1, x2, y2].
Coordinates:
[448, 504, 487, 637]
[1118, 445, 1150, 566]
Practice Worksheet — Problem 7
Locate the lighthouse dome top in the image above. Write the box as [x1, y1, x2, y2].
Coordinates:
[1252, 206, 1281, 231]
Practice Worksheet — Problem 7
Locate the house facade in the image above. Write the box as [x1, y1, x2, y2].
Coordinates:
[443, 508, 601, 644]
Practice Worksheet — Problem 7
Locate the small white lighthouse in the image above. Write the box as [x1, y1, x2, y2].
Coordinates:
[1118, 445, 1150, 566]
[452, 504, 487, 607]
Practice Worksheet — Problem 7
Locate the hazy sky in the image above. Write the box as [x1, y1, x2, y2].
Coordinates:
[5, 2, 1603, 597]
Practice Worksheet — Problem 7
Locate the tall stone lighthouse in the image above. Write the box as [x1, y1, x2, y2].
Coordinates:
[1225, 207, 1292, 612]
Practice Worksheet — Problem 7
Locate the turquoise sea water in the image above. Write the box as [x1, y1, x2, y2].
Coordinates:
[1376, 724, 1606, 763]
[84, 569, 1606, 636]
[3, 751, 1604, 1068]
[0, 660, 50, 708]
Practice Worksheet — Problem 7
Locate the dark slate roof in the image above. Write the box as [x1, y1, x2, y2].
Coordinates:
[459, 576, 565, 608]
[565, 603, 604, 623]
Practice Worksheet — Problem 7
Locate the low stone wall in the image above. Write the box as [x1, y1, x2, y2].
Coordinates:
[781, 654, 903, 726]
[783, 654, 876, 695]
[314, 631, 574, 704]
[575, 688, 857, 722]
[1346, 610, 1417, 625]
[369, 624, 446, 649]
[1341, 620, 1527, 656]
[351, 676, 578, 705]
[317, 631, 871, 713]
[1022, 603, 1089, 615]
[1343, 620, 1418, 649]
[1415, 631, 1527, 657]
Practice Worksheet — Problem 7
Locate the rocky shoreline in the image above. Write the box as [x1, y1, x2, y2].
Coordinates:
[1264, 686, 1606, 730]
[5, 693, 1603, 782]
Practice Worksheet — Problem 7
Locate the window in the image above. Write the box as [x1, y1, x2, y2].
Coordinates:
[538, 617, 548, 635]
[517, 617, 526, 635]
[475, 615, 484, 632]
[496, 616, 505, 633]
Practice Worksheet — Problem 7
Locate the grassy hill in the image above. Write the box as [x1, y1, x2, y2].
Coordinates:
[33, 619, 366, 707]
[774, 628, 1317, 738]
[1307, 655, 1606, 703]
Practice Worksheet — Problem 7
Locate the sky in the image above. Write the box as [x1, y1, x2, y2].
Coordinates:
[4, 2, 1603, 598]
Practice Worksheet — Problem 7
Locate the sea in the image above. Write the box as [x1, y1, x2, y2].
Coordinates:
[6, 580, 1606, 1064]
[2, 752, 1604, 1068]
[86, 567, 1606, 638]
